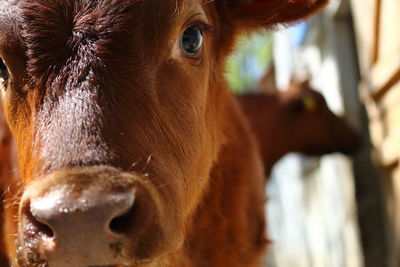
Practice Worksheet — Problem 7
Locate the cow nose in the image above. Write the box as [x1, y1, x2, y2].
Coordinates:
[21, 186, 138, 266]
[27, 188, 136, 237]
[17, 168, 170, 267]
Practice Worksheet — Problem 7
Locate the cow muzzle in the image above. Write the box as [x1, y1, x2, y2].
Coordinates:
[17, 167, 172, 267]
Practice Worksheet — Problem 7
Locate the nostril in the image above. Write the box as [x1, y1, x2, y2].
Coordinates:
[24, 201, 54, 238]
[109, 202, 138, 234]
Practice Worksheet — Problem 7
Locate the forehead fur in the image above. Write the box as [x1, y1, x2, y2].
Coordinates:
[15, 0, 184, 80]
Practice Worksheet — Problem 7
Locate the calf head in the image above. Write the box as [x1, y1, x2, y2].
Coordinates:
[239, 79, 360, 178]
[0, 0, 327, 266]
[283, 79, 361, 155]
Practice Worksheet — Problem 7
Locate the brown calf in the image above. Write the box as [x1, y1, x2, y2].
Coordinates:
[238, 79, 360, 177]
[0, 1, 328, 266]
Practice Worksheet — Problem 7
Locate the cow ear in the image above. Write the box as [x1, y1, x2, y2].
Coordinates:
[218, 0, 328, 29]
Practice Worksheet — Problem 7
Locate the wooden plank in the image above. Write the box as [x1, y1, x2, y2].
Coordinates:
[379, 80, 400, 109]
[350, 0, 378, 75]
[372, 0, 381, 64]
[377, 0, 400, 67]
[370, 61, 400, 101]
[384, 112, 400, 143]
[362, 81, 400, 166]
[368, 116, 385, 149]
[368, 0, 400, 100]
[380, 132, 400, 167]
[361, 82, 385, 146]
[367, 81, 400, 167]
[381, 91, 400, 166]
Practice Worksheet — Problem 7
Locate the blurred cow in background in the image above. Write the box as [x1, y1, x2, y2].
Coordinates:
[238, 78, 360, 177]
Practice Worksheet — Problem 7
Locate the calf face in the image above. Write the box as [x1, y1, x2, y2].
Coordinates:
[0, 0, 327, 266]
[282, 80, 360, 155]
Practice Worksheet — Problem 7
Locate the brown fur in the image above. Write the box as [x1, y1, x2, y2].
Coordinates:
[0, 0, 328, 266]
[0, 107, 20, 266]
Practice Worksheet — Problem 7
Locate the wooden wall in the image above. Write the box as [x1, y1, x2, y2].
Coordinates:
[351, 0, 400, 266]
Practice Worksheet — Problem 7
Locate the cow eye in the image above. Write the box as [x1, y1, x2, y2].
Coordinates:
[0, 58, 9, 87]
[180, 25, 203, 57]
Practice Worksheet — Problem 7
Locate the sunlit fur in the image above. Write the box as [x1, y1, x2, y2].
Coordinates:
[0, 0, 328, 266]
[0, 106, 20, 266]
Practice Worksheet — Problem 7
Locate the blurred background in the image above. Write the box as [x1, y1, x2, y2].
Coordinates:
[226, 0, 400, 267]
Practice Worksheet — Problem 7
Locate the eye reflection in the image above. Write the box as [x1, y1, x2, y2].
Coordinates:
[180, 25, 203, 56]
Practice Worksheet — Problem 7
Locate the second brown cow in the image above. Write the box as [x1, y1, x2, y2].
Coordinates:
[239, 79, 360, 177]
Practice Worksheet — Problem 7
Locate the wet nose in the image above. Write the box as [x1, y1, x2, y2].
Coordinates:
[29, 187, 136, 236]
[21, 185, 138, 266]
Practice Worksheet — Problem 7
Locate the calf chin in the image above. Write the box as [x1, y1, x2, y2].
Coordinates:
[16, 166, 182, 267]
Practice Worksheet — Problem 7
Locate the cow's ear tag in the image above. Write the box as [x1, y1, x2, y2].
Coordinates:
[302, 95, 316, 112]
